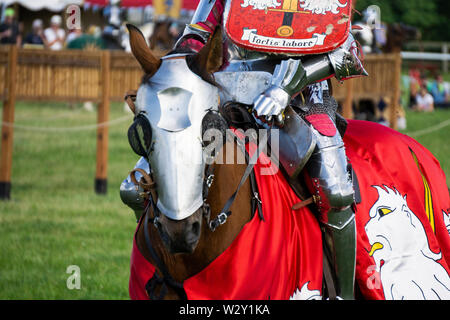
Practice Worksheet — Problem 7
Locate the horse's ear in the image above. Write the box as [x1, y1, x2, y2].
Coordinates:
[192, 27, 223, 74]
[127, 24, 161, 76]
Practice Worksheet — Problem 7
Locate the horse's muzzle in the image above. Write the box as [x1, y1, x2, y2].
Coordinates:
[154, 207, 204, 254]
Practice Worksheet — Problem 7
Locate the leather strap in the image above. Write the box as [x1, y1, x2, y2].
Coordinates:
[292, 195, 318, 211]
[130, 168, 157, 203]
[143, 204, 188, 300]
[209, 130, 268, 231]
[239, 136, 264, 222]
[322, 246, 338, 300]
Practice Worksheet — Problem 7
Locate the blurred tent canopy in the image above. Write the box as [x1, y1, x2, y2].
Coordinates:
[0, 0, 83, 11]
[0, 0, 200, 11]
[84, 0, 199, 11]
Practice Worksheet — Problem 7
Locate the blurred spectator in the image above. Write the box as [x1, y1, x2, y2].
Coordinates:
[408, 69, 421, 108]
[0, 8, 21, 46]
[428, 75, 450, 108]
[23, 19, 45, 47]
[66, 27, 82, 45]
[44, 15, 65, 50]
[67, 25, 105, 50]
[413, 86, 434, 112]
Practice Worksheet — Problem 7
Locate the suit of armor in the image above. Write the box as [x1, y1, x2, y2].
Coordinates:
[121, 0, 367, 299]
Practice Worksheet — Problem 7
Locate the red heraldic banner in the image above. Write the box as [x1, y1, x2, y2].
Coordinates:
[225, 0, 352, 54]
[129, 130, 325, 300]
[129, 120, 450, 300]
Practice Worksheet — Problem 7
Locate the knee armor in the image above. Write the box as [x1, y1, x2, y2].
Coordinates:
[303, 123, 354, 219]
[299, 87, 355, 221]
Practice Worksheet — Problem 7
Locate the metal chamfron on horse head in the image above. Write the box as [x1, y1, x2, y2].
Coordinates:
[130, 55, 220, 221]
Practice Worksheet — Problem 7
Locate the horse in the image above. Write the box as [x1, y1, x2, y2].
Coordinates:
[148, 20, 178, 53]
[352, 21, 420, 54]
[125, 24, 450, 300]
[383, 23, 421, 54]
[351, 21, 420, 125]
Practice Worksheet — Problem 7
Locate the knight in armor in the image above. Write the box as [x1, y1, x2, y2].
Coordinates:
[120, 0, 367, 299]
[102, 0, 128, 50]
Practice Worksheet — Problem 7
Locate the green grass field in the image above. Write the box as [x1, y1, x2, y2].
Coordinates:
[0, 102, 449, 299]
[399, 108, 450, 186]
[0, 102, 138, 299]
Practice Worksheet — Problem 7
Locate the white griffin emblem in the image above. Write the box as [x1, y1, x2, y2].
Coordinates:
[365, 185, 450, 300]
[299, 0, 347, 15]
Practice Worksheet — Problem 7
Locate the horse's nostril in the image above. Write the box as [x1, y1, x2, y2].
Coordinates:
[191, 222, 200, 236]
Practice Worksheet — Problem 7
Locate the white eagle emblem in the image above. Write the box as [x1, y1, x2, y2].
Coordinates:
[290, 282, 322, 300]
[443, 210, 450, 236]
[299, 0, 347, 15]
[365, 185, 450, 299]
[241, 0, 281, 10]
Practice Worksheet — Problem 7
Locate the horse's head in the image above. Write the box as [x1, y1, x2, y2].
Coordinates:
[385, 23, 421, 52]
[391, 23, 421, 41]
[126, 24, 226, 254]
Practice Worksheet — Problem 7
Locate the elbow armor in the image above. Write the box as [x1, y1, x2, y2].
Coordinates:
[119, 157, 150, 221]
[278, 33, 368, 96]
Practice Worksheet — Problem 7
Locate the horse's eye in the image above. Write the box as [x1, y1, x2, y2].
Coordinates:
[128, 113, 152, 157]
[201, 110, 228, 147]
[378, 207, 393, 217]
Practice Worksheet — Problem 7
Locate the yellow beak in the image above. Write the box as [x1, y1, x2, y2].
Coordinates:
[368, 242, 383, 256]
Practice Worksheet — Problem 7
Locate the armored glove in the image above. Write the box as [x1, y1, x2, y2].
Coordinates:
[252, 86, 290, 123]
[252, 58, 306, 124]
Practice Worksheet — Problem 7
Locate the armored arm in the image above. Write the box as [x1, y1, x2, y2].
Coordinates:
[253, 33, 368, 121]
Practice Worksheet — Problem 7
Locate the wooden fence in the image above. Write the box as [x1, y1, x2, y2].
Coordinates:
[0, 46, 402, 199]
[0, 47, 142, 102]
[0, 46, 143, 199]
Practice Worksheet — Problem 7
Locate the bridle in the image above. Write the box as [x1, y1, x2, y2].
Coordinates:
[131, 125, 267, 233]
[124, 61, 269, 299]
[129, 123, 266, 300]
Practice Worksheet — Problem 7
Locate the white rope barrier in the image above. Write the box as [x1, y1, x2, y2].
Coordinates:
[3, 111, 448, 137]
[0, 114, 132, 132]
[405, 118, 450, 138]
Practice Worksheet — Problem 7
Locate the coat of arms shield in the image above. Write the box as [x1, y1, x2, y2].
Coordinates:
[224, 0, 352, 54]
